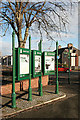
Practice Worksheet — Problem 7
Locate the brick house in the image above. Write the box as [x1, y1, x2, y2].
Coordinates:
[54, 43, 80, 69]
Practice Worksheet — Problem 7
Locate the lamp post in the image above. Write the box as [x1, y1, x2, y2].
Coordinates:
[55, 41, 59, 94]
[68, 47, 70, 84]
[12, 31, 16, 108]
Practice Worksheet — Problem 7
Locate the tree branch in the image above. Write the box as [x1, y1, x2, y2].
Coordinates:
[29, 1, 46, 26]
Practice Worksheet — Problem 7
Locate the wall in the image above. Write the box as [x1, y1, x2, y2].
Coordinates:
[71, 53, 76, 66]
[78, 56, 80, 66]
[1, 75, 48, 95]
[75, 54, 78, 66]
[62, 52, 68, 66]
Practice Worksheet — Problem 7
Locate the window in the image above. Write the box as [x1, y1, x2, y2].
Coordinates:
[64, 61, 66, 64]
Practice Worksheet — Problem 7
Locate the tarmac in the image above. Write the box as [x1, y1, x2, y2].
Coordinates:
[1, 85, 66, 119]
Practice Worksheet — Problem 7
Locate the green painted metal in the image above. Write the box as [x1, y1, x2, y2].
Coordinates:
[12, 31, 16, 108]
[55, 41, 59, 94]
[16, 48, 30, 81]
[28, 35, 32, 101]
[39, 74, 43, 96]
[68, 47, 70, 84]
[63, 52, 68, 54]
[39, 40, 43, 96]
[32, 50, 42, 78]
[38, 40, 42, 51]
[43, 51, 55, 75]
[15, 48, 17, 80]
[38, 42, 40, 51]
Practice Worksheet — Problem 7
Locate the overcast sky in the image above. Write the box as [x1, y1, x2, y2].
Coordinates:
[0, 1, 78, 56]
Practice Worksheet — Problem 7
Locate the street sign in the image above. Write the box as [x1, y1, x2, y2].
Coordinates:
[15, 48, 30, 81]
[57, 56, 59, 59]
[32, 50, 42, 78]
[43, 51, 55, 75]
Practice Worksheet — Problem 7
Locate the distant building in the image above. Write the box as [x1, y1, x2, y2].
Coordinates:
[0, 52, 1, 65]
[2, 55, 12, 66]
[54, 43, 80, 69]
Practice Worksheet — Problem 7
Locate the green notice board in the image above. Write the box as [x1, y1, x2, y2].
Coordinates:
[32, 50, 42, 78]
[15, 48, 30, 81]
[43, 51, 55, 75]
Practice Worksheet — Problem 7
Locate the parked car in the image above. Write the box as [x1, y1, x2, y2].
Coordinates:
[55, 65, 71, 72]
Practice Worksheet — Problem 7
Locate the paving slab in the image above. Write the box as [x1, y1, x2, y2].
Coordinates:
[1, 85, 66, 119]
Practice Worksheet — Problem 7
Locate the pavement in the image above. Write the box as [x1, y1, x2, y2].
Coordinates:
[1, 71, 79, 119]
[1, 85, 66, 119]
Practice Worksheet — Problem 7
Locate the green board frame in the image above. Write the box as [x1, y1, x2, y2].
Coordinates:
[32, 50, 42, 78]
[15, 48, 30, 81]
[43, 51, 55, 75]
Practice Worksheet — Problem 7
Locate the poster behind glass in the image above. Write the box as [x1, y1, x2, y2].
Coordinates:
[45, 56, 55, 71]
[20, 54, 29, 74]
[35, 55, 41, 72]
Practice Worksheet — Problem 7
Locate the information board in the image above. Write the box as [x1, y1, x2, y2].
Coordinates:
[43, 51, 55, 75]
[32, 50, 42, 78]
[16, 48, 30, 81]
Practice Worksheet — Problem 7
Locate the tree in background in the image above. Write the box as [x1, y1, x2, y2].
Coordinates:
[0, 0, 75, 48]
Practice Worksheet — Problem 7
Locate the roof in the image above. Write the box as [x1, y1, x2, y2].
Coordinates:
[54, 46, 80, 56]
[2, 55, 12, 59]
[54, 47, 68, 54]
[72, 47, 80, 56]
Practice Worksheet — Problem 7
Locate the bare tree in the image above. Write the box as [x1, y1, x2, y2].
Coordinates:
[0, 0, 74, 48]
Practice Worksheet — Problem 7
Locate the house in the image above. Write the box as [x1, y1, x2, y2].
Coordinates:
[0, 52, 1, 65]
[54, 43, 80, 70]
[2, 55, 12, 66]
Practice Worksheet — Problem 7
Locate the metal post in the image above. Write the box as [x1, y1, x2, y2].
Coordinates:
[28, 35, 32, 101]
[55, 41, 59, 94]
[38, 41, 40, 92]
[38, 42, 40, 51]
[12, 31, 16, 108]
[38, 42, 40, 92]
[39, 40, 43, 96]
[68, 47, 70, 84]
[38, 40, 42, 51]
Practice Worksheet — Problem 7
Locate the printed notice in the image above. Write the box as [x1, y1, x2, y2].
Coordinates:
[45, 56, 55, 71]
[35, 55, 41, 72]
[20, 54, 29, 74]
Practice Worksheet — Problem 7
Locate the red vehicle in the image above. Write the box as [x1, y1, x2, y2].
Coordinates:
[55, 65, 71, 72]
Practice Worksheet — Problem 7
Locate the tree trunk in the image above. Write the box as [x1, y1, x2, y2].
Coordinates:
[17, 24, 24, 48]
[17, 24, 29, 48]
[19, 28, 29, 48]
[18, 41, 27, 48]
[24, 28, 29, 44]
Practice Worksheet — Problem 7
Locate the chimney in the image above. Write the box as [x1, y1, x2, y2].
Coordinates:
[58, 45, 61, 49]
[67, 43, 73, 48]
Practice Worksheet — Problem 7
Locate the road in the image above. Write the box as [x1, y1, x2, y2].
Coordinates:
[4, 71, 80, 119]
[5, 95, 79, 119]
